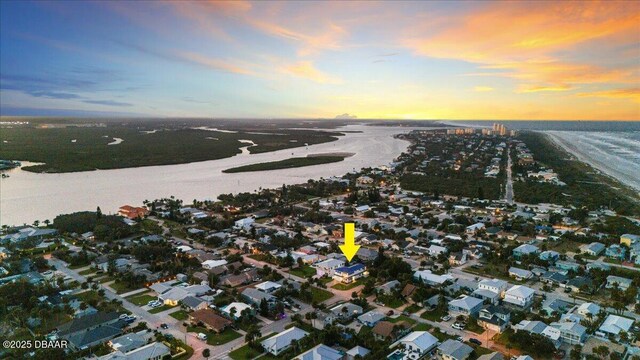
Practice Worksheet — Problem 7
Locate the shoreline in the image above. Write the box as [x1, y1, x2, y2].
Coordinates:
[0, 125, 415, 226]
[545, 131, 640, 193]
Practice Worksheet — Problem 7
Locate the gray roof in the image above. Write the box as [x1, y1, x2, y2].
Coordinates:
[295, 344, 343, 360]
[438, 339, 474, 360]
[58, 311, 121, 336]
[181, 295, 206, 309]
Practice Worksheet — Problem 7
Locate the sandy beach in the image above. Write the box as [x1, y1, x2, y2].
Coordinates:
[546, 131, 640, 193]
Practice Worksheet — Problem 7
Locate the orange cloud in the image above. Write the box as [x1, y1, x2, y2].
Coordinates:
[282, 61, 341, 84]
[577, 88, 640, 101]
[178, 52, 254, 75]
[404, 1, 640, 91]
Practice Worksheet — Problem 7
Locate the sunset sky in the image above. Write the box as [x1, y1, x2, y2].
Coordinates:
[1, 0, 639, 120]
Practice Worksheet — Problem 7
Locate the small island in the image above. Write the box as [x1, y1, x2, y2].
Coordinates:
[222, 153, 353, 173]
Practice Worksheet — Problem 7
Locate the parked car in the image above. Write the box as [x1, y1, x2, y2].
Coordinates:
[469, 338, 482, 346]
[160, 323, 168, 329]
[452, 323, 464, 330]
[441, 315, 452, 322]
[197, 333, 207, 340]
[386, 310, 394, 316]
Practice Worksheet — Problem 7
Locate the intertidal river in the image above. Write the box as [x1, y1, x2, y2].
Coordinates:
[0, 125, 418, 226]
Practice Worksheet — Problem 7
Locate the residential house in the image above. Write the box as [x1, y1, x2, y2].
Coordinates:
[220, 302, 253, 320]
[580, 242, 605, 256]
[58, 312, 126, 350]
[108, 330, 153, 353]
[448, 296, 483, 317]
[358, 311, 386, 327]
[295, 344, 344, 360]
[241, 288, 278, 308]
[605, 244, 626, 260]
[261, 327, 308, 356]
[512, 244, 539, 259]
[118, 205, 148, 219]
[476, 353, 504, 360]
[346, 346, 370, 360]
[189, 309, 232, 333]
[332, 263, 367, 284]
[98, 342, 171, 360]
[373, 321, 410, 342]
[606, 275, 632, 291]
[620, 234, 640, 246]
[477, 278, 508, 297]
[508, 267, 533, 281]
[331, 302, 363, 320]
[314, 258, 346, 277]
[503, 285, 535, 309]
[379, 280, 401, 295]
[576, 302, 601, 318]
[478, 305, 510, 333]
[597, 314, 634, 339]
[181, 296, 208, 311]
[311, 310, 336, 330]
[437, 339, 473, 360]
[549, 321, 587, 345]
[388, 331, 439, 360]
[413, 270, 454, 286]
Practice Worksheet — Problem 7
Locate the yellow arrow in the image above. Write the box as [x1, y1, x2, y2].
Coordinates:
[339, 223, 360, 262]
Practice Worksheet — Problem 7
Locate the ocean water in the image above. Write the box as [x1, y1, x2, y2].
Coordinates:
[547, 131, 640, 192]
[446, 120, 640, 131]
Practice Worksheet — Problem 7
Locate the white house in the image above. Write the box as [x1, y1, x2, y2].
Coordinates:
[413, 270, 454, 286]
[576, 302, 601, 317]
[478, 278, 508, 297]
[597, 315, 634, 339]
[234, 217, 255, 230]
[261, 327, 308, 356]
[503, 285, 535, 308]
[388, 331, 439, 360]
[314, 258, 346, 277]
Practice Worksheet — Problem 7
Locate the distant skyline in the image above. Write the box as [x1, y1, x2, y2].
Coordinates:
[1, 0, 638, 120]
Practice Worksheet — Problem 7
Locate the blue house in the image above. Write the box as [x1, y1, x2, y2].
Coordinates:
[605, 245, 627, 261]
[332, 263, 367, 284]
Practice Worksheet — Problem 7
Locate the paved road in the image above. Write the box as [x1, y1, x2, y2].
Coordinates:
[505, 148, 514, 205]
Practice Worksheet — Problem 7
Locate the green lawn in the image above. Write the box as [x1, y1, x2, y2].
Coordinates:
[170, 310, 189, 321]
[78, 268, 97, 276]
[229, 333, 276, 360]
[110, 281, 143, 294]
[288, 265, 317, 279]
[319, 277, 333, 285]
[332, 279, 363, 291]
[126, 293, 157, 306]
[310, 287, 334, 303]
[420, 308, 448, 321]
[187, 326, 242, 345]
[405, 304, 422, 313]
[380, 297, 404, 308]
[388, 315, 416, 325]
[149, 304, 177, 314]
[413, 323, 433, 331]
[229, 344, 263, 360]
